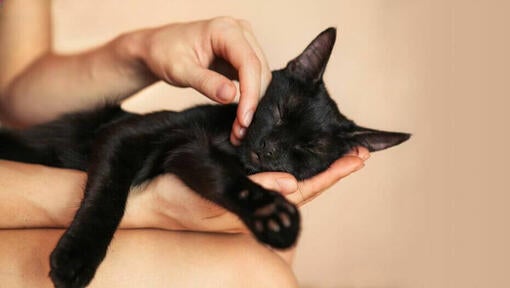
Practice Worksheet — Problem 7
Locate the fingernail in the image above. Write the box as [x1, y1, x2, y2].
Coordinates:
[243, 110, 253, 127]
[239, 127, 246, 137]
[217, 83, 234, 102]
[346, 150, 369, 161]
[230, 135, 241, 146]
[276, 177, 298, 194]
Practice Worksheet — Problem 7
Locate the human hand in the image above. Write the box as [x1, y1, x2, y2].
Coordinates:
[0, 146, 368, 233]
[128, 17, 271, 145]
[143, 147, 369, 233]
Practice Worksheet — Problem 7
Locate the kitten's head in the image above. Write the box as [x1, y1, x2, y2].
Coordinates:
[240, 28, 410, 180]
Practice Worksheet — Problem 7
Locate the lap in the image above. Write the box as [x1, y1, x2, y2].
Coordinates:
[0, 229, 297, 288]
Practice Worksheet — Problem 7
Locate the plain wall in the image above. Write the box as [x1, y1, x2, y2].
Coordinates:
[52, 0, 510, 287]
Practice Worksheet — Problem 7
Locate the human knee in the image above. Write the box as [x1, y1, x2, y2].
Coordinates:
[218, 237, 299, 288]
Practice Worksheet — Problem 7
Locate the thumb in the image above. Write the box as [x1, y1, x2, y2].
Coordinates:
[185, 67, 237, 104]
[249, 172, 298, 195]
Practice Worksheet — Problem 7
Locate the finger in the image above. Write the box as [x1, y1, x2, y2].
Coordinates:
[357, 146, 370, 160]
[346, 146, 370, 160]
[237, 20, 272, 97]
[184, 66, 237, 103]
[249, 172, 298, 195]
[210, 23, 261, 127]
[230, 119, 245, 146]
[293, 156, 365, 205]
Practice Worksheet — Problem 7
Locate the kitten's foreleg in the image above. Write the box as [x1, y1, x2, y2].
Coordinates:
[163, 142, 300, 249]
[48, 126, 156, 288]
[48, 111, 181, 288]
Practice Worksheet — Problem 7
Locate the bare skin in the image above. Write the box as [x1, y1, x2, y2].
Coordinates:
[0, 151, 367, 232]
[0, 1, 370, 286]
[0, 230, 298, 288]
[0, 150, 367, 287]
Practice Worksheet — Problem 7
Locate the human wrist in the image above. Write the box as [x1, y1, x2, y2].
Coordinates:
[120, 184, 185, 230]
[110, 29, 157, 86]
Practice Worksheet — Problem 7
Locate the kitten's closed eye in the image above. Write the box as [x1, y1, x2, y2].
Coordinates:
[273, 106, 284, 125]
[295, 143, 322, 154]
[295, 137, 332, 153]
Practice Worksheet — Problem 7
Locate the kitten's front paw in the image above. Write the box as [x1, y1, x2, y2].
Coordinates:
[49, 236, 100, 288]
[241, 188, 300, 249]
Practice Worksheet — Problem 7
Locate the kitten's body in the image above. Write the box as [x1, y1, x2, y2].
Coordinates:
[0, 28, 409, 288]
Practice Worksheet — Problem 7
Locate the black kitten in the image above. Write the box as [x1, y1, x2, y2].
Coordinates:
[0, 28, 409, 288]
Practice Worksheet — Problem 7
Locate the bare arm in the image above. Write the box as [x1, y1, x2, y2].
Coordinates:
[0, 147, 366, 270]
[0, 2, 269, 145]
[0, 147, 368, 230]
[0, 160, 159, 229]
[0, 1, 151, 126]
[0, 0, 51, 94]
[0, 38, 156, 127]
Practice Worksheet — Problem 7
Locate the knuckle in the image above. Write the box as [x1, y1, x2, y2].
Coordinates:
[163, 62, 187, 85]
[210, 16, 239, 30]
[170, 62, 185, 77]
[238, 19, 253, 30]
[146, 33, 160, 58]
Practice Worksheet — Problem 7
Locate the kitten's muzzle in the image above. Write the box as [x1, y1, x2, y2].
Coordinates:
[260, 140, 278, 158]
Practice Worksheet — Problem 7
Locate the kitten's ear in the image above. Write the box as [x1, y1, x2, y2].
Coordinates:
[286, 27, 336, 83]
[349, 126, 411, 152]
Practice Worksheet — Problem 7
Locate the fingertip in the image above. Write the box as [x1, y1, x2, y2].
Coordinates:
[190, 68, 237, 104]
[357, 146, 370, 160]
[216, 82, 236, 103]
[230, 133, 241, 146]
[330, 155, 365, 172]
[276, 177, 298, 194]
[232, 120, 245, 138]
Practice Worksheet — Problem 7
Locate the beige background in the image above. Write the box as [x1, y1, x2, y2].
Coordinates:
[52, 0, 509, 287]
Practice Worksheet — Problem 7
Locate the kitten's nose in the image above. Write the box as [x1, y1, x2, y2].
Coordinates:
[261, 140, 277, 158]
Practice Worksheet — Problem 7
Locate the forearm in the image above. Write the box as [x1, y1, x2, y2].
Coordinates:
[0, 160, 83, 228]
[0, 33, 155, 127]
[0, 160, 159, 229]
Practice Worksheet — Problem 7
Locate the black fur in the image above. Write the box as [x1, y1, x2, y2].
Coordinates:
[0, 28, 409, 288]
